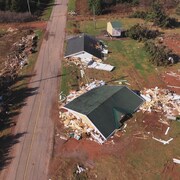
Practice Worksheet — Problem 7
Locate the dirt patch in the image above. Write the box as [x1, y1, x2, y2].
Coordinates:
[0, 21, 47, 31]
[161, 70, 180, 94]
[163, 34, 180, 56]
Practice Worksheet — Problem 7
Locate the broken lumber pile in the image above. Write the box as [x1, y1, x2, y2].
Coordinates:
[59, 110, 104, 144]
[0, 31, 38, 91]
[140, 87, 180, 116]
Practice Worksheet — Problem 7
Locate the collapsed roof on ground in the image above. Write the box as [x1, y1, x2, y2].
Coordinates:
[64, 85, 145, 140]
[64, 34, 102, 59]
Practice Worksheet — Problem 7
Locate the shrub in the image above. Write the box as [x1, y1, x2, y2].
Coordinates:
[144, 40, 172, 66]
[129, 11, 147, 19]
[126, 24, 160, 41]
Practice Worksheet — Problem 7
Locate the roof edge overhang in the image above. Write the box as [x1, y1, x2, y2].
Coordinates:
[64, 51, 85, 58]
[125, 86, 145, 112]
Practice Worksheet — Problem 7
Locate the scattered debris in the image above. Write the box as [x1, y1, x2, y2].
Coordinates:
[173, 158, 180, 164]
[158, 118, 169, 125]
[0, 30, 38, 87]
[66, 57, 114, 72]
[7, 27, 18, 33]
[165, 127, 170, 135]
[59, 135, 68, 140]
[167, 115, 180, 122]
[59, 110, 105, 144]
[140, 87, 180, 117]
[133, 131, 149, 140]
[68, 11, 77, 16]
[59, 91, 66, 103]
[76, 165, 87, 174]
[152, 137, 173, 145]
[88, 62, 114, 71]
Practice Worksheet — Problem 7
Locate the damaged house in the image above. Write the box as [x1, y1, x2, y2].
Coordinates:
[64, 34, 114, 71]
[63, 85, 144, 142]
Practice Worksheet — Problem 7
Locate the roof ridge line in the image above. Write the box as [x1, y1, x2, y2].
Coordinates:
[87, 85, 125, 115]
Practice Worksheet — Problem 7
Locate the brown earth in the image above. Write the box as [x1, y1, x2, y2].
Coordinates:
[163, 34, 180, 56]
[161, 70, 180, 94]
[50, 110, 180, 179]
[0, 21, 47, 31]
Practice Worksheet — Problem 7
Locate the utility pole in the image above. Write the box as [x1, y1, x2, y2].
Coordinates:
[93, 5, 96, 29]
[27, 0, 31, 14]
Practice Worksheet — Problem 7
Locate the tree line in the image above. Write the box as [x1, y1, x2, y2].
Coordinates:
[0, 0, 51, 14]
[130, 1, 179, 28]
[88, 0, 139, 15]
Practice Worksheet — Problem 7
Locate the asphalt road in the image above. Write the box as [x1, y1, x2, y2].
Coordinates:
[0, 0, 68, 179]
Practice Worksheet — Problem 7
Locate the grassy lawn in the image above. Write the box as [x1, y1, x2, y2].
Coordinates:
[79, 18, 144, 36]
[65, 18, 154, 87]
[107, 39, 154, 77]
[68, 0, 76, 12]
[60, 62, 80, 95]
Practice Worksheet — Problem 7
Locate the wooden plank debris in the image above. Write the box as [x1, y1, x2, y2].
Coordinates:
[173, 158, 180, 164]
[165, 127, 170, 135]
[140, 87, 180, 117]
[152, 137, 173, 145]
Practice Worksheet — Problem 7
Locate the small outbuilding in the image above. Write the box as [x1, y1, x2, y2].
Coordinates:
[107, 21, 122, 37]
[64, 85, 144, 141]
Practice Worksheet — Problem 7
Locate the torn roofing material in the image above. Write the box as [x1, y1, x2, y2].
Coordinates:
[65, 85, 145, 139]
[65, 34, 102, 59]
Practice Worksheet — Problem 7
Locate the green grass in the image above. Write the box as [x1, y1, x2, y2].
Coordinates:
[107, 39, 154, 77]
[60, 62, 80, 95]
[41, 0, 55, 21]
[68, 0, 76, 12]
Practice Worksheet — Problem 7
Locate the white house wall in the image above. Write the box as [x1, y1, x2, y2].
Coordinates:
[107, 22, 113, 35]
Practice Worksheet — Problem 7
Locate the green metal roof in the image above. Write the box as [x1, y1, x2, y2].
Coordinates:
[65, 85, 144, 139]
[111, 21, 121, 28]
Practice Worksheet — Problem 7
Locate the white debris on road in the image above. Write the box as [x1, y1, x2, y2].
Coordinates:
[140, 87, 180, 116]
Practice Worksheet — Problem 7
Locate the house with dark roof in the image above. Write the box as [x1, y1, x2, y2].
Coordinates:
[107, 21, 122, 37]
[64, 34, 103, 62]
[64, 85, 144, 141]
